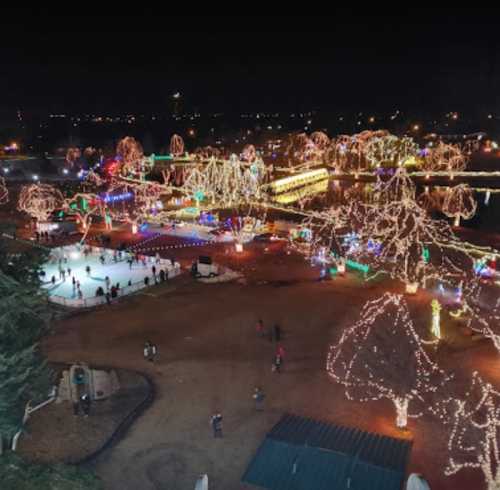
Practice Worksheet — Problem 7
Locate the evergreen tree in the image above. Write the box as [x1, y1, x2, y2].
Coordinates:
[0, 244, 52, 447]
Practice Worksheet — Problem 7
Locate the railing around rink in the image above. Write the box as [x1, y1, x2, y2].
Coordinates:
[47, 262, 181, 309]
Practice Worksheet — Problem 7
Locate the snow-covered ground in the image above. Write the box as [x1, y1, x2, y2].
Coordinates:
[41, 245, 180, 302]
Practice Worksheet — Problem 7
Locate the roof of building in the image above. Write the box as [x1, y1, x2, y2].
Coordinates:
[242, 413, 412, 490]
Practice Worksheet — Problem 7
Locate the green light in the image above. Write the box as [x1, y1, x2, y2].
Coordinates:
[423, 247, 430, 263]
[153, 155, 174, 161]
[346, 259, 369, 274]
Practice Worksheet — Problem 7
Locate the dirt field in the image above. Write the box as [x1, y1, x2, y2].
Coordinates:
[34, 239, 495, 490]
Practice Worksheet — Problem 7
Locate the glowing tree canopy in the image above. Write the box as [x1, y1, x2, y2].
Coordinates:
[442, 184, 477, 227]
[285, 133, 316, 167]
[327, 292, 448, 428]
[65, 147, 81, 168]
[310, 131, 330, 155]
[170, 134, 185, 157]
[445, 372, 500, 490]
[459, 281, 500, 354]
[348, 169, 473, 291]
[423, 142, 468, 174]
[242, 144, 257, 162]
[63, 192, 100, 242]
[193, 146, 221, 161]
[0, 176, 8, 205]
[325, 135, 365, 174]
[18, 184, 64, 222]
[116, 136, 145, 177]
[182, 154, 268, 208]
[364, 135, 418, 169]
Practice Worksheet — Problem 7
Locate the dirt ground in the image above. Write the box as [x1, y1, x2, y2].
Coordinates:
[34, 238, 494, 490]
[18, 368, 149, 464]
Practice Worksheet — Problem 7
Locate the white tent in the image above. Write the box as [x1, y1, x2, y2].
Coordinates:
[407, 473, 431, 490]
[195, 474, 208, 490]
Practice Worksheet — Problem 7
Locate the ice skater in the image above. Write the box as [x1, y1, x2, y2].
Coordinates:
[105, 276, 111, 290]
[85, 265, 91, 276]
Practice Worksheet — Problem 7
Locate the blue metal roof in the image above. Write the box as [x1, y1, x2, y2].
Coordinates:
[242, 414, 412, 490]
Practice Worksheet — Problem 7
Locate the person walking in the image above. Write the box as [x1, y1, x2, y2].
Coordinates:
[256, 319, 264, 337]
[253, 387, 265, 411]
[143, 341, 157, 362]
[211, 413, 223, 438]
[273, 354, 282, 373]
[272, 324, 282, 343]
[80, 394, 91, 418]
[276, 343, 286, 360]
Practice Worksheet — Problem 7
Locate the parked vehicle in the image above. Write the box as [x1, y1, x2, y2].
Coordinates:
[191, 256, 219, 278]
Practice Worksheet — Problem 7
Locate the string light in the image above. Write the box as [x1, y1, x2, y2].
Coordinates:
[326, 292, 448, 429]
[442, 184, 477, 227]
[444, 372, 500, 489]
[0, 176, 8, 205]
[18, 184, 64, 222]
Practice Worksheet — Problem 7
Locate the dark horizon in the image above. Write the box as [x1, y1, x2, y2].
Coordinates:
[1, 10, 500, 118]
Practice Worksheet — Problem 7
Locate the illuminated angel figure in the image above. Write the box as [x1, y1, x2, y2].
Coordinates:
[445, 372, 500, 490]
[170, 134, 185, 157]
[442, 184, 477, 227]
[327, 292, 449, 429]
[18, 184, 64, 222]
[0, 177, 8, 205]
[116, 136, 145, 177]
[423, 142, 468, 176]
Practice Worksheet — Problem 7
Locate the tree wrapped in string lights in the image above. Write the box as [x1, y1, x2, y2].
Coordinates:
[182, 154, 267, 209]
[65, 147, 81, 168]
[350, 169, 472, 292]
[0, 176, 8, 205]
[423, 142, 468, 177]
[63, 192, 100, 242]
[327, 292, 448, 429]
[325, 135, 365, 174]
[285, 133, 316, 168]
[364, 135, 418, 169]
[242, 144, 257, 162]
[170, 134, 185, 157]
[116, 136, 147, 178]
[18, 184, 64, 222]
[442, 184, 477, 227]
[445, 372, 500, 490]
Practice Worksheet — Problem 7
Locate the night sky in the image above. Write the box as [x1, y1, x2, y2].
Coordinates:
[1, 10, 499, 117]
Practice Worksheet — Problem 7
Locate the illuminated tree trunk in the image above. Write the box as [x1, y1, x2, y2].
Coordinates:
[394, 397, 409, 428]
[454, 215, 460, 227]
